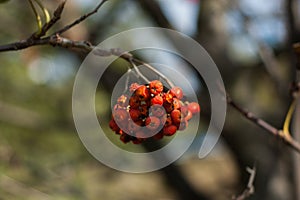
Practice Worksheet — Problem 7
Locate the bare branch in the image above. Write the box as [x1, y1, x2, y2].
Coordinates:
[53, 0, 109, 36]
[227, 94, 300, 154]
[0, 0, 105, 52]
[0, 37, 51, 52]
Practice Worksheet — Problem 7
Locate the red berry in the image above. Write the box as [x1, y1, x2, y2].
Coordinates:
[172, 98, 181, 110]
[113, 104, 124, 111]
[127, 120, 141, 133]
[170, 86, 183, 99]
[163, 102, 173, 113]
[163, 125, 177, 136]
[129, 83, 141, 92]
[145, 116, 161, 131]
[171, 109, 181, 124]
[164, 116, 173, 127]
[180, 106, 188, 116]
[120, 133, 131, 143]
[129, 109, 140, 121]
[117, 95, 128, 107]
[129, 95, 140, 109]
[178, 119, 188, 131]
[135, 131, 148, 139]
[188, 102, 200, 114]
[132, 138, 143, 144]
[151, 95, 163, 105]
[150, 105, 165, 117]
[153, 131, 164, 140]
[109, 119, 120, 132]
[135, 85, 150, 100]
[113, 109, 128, 123]
[163, 93, 173, 104]
[180, 106, 192, 121]
[139, 105, 149, 116]
[149, 80, 163, 95]
[185, 110, 193, 121]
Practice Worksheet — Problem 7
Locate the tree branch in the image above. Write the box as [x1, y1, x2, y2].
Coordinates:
[53, 0, 109, 36]
[227, 95, 300, 154]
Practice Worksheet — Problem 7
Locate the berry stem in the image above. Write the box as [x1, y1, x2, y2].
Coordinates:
[131, 58, 175, 88]
[129, 58, 151, 84]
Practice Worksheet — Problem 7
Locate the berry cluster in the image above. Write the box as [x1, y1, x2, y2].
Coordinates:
[109, 80, 200, 144]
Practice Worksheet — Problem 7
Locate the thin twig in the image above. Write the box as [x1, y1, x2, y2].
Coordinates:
[53, 0, 109, 35]
[233, 165, 256, 200]
[94, 48, 175, 87]
[227, 94, 300, 154]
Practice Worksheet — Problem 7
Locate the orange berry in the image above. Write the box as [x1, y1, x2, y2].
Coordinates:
[188, 102, 200, 114]
[170, 86, 183, 99]
[149, 80, 163, 95]
[163, 125, 177, 136]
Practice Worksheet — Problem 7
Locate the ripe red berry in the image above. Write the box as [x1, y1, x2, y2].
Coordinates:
[113, 109, 128, 123]
[163, 125, 177, 136]
[113, 104, 124, 111]
[163, 92, 173, 104]
[171, 109, 181, 124]
[109, 119, 120, 132]
[129, 83, 141, 92]
[178, 119, 188, 131]
[172, 98, 181, 110]
[129, 95, 140, 109]
[139, 105, 149, 116]
[129, 109, 140, 121]
[145, 116, 161, 131]
[151, 95, 163, 105]
[117, 95, 128, 107]
[180, 106, 192, 121]
[180, 106, 188, 115]
[188, 102, 200, 114]
[135, 85, 150, 100]
[149, 80, 163, 95]
[163, 102, 173, 113]
[164, 116, 173, 127]
[127, 120, 141, 133]
[153, 131, 164, 140]
[132, 138, 143, 144]
[120, 133, 131, 143]
[170, 86, 183, 99]
[110, 81, 199, 144]
[150, 105, 165, 117]
[185, 110, 193, 121]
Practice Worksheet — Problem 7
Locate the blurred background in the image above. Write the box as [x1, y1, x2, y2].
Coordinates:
[0, 0, 300, 199]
